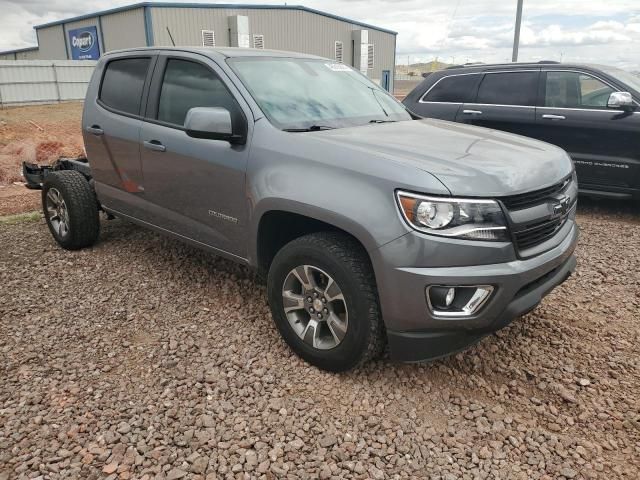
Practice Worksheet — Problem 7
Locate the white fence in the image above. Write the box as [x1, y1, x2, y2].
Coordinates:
[0, 60, 97, 107]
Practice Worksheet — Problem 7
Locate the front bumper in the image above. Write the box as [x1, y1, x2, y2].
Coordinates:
[373, 221, 579, 362]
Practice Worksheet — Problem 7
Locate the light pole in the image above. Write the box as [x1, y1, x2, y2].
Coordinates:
[512, 0, 524, 62]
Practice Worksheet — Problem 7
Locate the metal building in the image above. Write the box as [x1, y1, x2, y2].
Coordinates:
[0, 2, 397, 91]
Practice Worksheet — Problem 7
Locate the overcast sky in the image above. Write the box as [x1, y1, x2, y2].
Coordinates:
[1, 0, 639, 68]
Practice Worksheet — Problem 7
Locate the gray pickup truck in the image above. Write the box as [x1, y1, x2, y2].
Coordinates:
[24, 47, 578, 372]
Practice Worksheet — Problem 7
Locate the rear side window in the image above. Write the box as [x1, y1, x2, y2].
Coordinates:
[423, 74, 481, 103]
[100, 58, 151, 115]
[476, 71, 538, 106]
[157, 59, 243, 129]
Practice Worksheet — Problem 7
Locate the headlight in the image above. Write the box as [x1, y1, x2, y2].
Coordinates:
[397, 191, 509, 241]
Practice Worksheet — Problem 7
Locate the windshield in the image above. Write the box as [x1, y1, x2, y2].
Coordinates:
[602, 66, 640, 94]
[228, 57, 411, 130]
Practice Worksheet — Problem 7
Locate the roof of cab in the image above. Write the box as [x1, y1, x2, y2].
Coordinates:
[103, 46, 325, 61]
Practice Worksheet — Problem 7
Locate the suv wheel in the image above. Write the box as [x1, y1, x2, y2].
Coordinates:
[42, 170, 100, 250]
[267, 232, 385, 372]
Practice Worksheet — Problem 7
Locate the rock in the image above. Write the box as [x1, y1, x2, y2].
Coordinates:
[102, 463, 118, 475]
[369, 466, 385, 480]
[167, 468, 187, 480]
[557, 387, 578, 404]
[318, 434, 337, 448]
[117, 422, 131, 434]
[560, 467, 578, 478]
[191, 456, 209, 474]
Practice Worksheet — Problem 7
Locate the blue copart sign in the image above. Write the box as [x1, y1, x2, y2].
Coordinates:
[68, 26, 100, 60]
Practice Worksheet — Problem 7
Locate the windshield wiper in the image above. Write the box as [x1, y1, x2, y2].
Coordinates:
[283, 125, 335, 132]
[369, 119, 397, 124]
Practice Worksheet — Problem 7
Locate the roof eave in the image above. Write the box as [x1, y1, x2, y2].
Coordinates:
[33, 2, 397, 35]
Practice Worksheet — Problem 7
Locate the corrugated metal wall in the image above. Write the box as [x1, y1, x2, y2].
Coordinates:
[36, 25, 67, 60]
[2, 6, 395, 89]
[101, 8, 147, 51]
[20, 49, 42, 60]
[150, 6, 395, 88]
[0, 60, 96, 106]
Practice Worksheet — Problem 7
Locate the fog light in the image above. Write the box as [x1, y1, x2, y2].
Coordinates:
[427, 285, 494, 317]
[445, 287, 455, 306]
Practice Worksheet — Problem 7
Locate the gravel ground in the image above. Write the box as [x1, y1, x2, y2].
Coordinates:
[1, 200, 639, 480]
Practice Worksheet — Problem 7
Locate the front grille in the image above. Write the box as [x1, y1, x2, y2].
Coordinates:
[501, 176, 571, 211]
[514, 217, 565, 250]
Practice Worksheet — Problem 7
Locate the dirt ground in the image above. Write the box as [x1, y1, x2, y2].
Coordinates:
[1, 199, 638, 480]
[0, 102, 84, 215]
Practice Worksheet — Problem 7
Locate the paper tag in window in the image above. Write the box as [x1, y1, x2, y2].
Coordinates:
[325, 63, 351, 72]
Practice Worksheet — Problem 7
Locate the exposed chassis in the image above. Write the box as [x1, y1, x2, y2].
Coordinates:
[22, 158, 92, 190]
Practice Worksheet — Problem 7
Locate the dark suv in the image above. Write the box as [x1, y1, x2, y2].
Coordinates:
[403, 62, 640, 199]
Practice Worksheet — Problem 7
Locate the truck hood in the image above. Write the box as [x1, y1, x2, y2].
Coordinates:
[310, 119, 572, 196]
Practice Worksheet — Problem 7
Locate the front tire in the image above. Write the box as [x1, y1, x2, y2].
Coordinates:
[42, 170, 100, 250]
[267, 232, 385, 372]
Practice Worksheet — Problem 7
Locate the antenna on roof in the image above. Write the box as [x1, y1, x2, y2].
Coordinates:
[166, 27, 176, 47]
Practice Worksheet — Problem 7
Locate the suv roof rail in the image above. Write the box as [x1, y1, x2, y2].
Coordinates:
[537, 60, 561, 64]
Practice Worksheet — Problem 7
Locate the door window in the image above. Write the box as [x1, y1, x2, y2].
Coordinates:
[422, 74, 481, 103]
[100, 57, 151, 115]
[157, 59, 243, 130]
[544, 71, 614, 109]
[476, 71, 538, 106]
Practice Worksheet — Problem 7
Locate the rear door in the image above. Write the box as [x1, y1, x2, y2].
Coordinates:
[139, 53, 251, 258]
[84, 54, 155, 215]
[405, 73, 482, 120]
[533, 70, 640, 193]
[455, 70, 539, 137]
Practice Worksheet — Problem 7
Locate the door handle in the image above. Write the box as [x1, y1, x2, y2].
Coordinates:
[462, 109, 483, 115]
[86, 125, 104, 136]
[542, 114, 566, 120]
[143, 140, 166, 152]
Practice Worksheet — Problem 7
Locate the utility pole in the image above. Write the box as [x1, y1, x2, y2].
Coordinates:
[512, 0, 524, 62]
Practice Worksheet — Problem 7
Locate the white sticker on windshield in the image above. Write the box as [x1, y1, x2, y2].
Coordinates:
[325, 63, 351, 72]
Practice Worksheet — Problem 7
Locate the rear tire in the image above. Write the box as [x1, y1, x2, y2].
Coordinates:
[42, 170, 99, 250]
[267, 232, 385, 372]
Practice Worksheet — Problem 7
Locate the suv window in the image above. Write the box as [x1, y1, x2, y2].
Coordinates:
[100, 57, 151, 115]
[476, 71, 538, 106]
[545, 71, 615, 109]
[423, 74, 481, 103]
[157, 59, 242, 128]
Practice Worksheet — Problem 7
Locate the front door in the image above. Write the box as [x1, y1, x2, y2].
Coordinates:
[140, 55, 250, 258]
[533, 70, 640, 192]
[455, 70, 539, 138]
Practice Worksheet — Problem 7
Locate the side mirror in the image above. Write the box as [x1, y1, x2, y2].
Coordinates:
[185, 107, 242, 143]
[607, 91, 634, 110]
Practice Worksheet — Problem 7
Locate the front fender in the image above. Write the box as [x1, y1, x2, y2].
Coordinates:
[245, 124, 450, 267]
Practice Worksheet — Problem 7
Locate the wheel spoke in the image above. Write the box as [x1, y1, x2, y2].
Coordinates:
[48, 189, 62, 206]
[301, 319, 320, 348]
[292, 265, 313, 290]
[327, 313, 347, 344]
[282, 290, 305, 313]
[323, 277, 344, 302]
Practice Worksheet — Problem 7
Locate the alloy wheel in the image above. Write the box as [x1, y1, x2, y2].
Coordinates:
[281, 265, 349, 350]
[45, 188, 70, 238]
